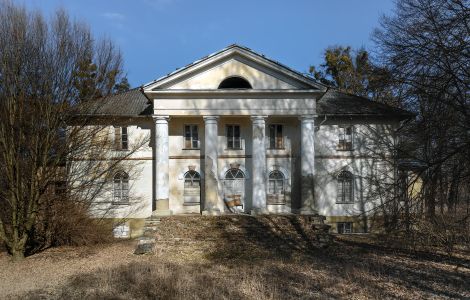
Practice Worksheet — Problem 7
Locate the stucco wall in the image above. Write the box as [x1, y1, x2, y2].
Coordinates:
[87, 116, 397, 221]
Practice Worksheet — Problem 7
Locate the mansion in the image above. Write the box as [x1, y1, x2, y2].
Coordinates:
[84, 45, 412, 235]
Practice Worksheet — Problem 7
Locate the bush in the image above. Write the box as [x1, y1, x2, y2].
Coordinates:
[26, 196, 114, 255]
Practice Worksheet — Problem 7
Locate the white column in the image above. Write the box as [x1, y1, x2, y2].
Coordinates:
[251, 115, 268, 214]
[299, 115, 316, 214]
[153, 116, 171, 215]
[202, 116, 221, 214]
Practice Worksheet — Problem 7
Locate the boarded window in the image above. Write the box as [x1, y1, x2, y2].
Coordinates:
[224, 168, 245, 208]
[267, 170, 286, 204]
[183, 171, 201, 203]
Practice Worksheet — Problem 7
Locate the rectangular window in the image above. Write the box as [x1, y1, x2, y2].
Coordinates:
[121, 127, 128, 150]
[114, 126, 128, 150]
[269, 124, 283, 149]
[184, 125, 199, 149]
[226, 125, 241, 149]
[337, 222, 353, 234]
[54, 181, 67, 196]
[338, 125, 353, 151]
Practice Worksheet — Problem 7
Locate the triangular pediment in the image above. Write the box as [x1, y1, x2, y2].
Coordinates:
[143, 45, 324, 91]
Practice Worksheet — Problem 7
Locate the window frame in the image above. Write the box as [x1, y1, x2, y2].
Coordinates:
[267, 170, 286, 204]
[114, 126, 129, 151]
[183, 170, 201, 204]
[268, 124, 284, 149]
[183, 124, 200, 149]
[336, 170, 354, 204]
[226, 124, 242, 150]
[337, 222, 353, 234]
[337, 125, 354, 151]
[113, 172, 129, 204]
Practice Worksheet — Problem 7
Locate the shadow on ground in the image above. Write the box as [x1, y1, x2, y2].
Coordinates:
[22, 215, 470, 299]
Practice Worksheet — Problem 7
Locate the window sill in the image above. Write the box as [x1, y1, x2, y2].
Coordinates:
[336, 149, 354, 152]
[336, 202, 354, 204]
[267, 148, 286, 150]
[183, 202, 200, 206]
[182, 148, 200, 150]
[225, 148, 243, 151]
[112, 202, 130, 206]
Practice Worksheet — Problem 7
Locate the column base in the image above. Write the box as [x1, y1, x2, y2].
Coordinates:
[202, 208, 222, 215]
[152, 210, 173, 217]
[250, 208, 270, 216]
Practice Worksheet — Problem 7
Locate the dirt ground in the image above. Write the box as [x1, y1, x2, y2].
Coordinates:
[1, 219, 469, 299]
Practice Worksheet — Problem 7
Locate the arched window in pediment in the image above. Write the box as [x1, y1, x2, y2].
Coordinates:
[218, 76, 252, 89]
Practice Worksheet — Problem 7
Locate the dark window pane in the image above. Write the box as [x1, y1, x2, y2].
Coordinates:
[269, 125, 275, 148]
[234, 125, 240, 137]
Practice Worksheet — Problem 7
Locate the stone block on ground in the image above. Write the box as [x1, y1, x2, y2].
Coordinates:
[134, 237, 156, 255]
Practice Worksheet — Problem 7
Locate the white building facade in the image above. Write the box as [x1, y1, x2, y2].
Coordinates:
[87, 45, 412, 233]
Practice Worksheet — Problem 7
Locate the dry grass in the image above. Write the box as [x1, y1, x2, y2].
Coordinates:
[1, 216, 469, 299]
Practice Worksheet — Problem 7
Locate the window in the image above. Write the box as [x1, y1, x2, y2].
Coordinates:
[54, 181, 67, 196]
[218, 76, 252, 89]
[114, 126, 128, 150]
[184, 125, 199, 149]
[224, 168, 245, 208]
[268, 170, 286, 204]
[269, 124, 283, 149]
[113, 223, 130, 238]
[226, 125, 241, 149]
[184, 171, 201, 204]
[338, 125, 353, 151]
[113, 172, 129, 203]
[337, 222, 353, 234]
[337, 170, 354, 203]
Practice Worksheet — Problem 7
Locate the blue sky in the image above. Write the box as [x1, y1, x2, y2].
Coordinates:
[20, 0, 395, 87]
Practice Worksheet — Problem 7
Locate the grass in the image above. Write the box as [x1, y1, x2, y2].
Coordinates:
[4, 215, 470, 299]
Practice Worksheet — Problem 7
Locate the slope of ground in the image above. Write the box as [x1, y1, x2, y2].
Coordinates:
[1, 215, 469, 299]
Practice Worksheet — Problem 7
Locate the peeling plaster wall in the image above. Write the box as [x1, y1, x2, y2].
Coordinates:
[88, 122, 154, 219]
[314, 119, 397, 219]
[88, 117, 398, 221]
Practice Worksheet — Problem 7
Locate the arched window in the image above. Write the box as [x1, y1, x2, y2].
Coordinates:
[218, 76, 252, 89]
[268, 171, 286, 204]
[225, 168, 245, 179]
[224, 168, 245, 208]
[337, 170, 354, 203]
[184, 171, 201, 203]
[113, 172, 129, 203]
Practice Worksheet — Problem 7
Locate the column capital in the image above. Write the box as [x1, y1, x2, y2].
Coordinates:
[250, 115, 268, 123]
[299, 115, 315, 122]
[152, 115, 170, 123]
[203, 116, 219, 123]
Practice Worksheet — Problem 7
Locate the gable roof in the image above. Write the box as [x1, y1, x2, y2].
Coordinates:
[317, 89, 414, 119]
[143, 44, 326, 90]
[76, 88, 152, 117]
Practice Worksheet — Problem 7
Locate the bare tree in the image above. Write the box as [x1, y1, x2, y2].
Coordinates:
[370, 0, 470, 252]
[0, 2, 145, 260]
